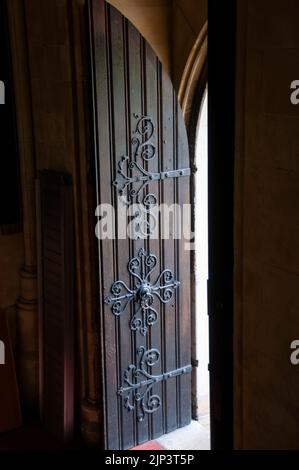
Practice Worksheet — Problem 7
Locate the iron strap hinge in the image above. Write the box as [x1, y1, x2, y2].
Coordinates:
[117, 346, 192, 422]
[113, 166, 191, 194]
[118, 364, 192, 395]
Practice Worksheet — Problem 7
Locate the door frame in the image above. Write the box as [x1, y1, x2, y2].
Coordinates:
[208, 0, 235, 450]
[188, 0, 236, 450]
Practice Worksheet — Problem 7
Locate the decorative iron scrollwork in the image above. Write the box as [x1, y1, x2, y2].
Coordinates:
[108, 115, 190, 423]
[114, 155, 191, 205]
[113, 115, 158, 207]
[104, 248, 180, 336]
[118, 346, 192, 422]
[113, 115, 191, 236]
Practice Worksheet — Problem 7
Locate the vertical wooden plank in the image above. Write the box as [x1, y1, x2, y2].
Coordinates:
[127, 21, 149, 446]
[109, 5, 134, 449]
[161, 69, 177, 433]
[62, 181, 75, 437]
[177, 104, 192, 427]
[90, 0, 119, 449]
[37, 171, 74, 442]
[144, 42, 164, 440]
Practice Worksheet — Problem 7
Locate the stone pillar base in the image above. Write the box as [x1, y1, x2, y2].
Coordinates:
[81, 400, 102, 447]
[16, 267, 38, 415]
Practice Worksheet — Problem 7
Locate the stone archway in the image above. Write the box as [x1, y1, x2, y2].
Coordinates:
[178, 21, 207, 127]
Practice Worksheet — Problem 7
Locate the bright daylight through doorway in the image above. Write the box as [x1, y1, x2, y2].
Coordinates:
[157, 91, 210, 450]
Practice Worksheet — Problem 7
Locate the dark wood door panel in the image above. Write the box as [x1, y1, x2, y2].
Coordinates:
[89, 0, 191, 450]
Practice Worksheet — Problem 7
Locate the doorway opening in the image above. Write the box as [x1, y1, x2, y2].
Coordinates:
[154, 90, 210, 451]
[194, 89, 209, 433]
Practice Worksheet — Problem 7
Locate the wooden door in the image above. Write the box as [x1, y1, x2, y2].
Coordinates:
[89, 0, 192, 450]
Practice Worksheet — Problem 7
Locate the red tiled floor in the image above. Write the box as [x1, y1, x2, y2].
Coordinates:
[131, 440, 165, 450]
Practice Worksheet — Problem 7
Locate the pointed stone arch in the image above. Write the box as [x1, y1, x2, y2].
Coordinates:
[178, 21, 207, 127]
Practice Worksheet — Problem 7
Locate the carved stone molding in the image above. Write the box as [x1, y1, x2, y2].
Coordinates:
[178, 21, 207, 127]
[67, 0, 101, 444]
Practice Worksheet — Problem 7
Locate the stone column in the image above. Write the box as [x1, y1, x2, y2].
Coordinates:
[7, 0, 38, 413]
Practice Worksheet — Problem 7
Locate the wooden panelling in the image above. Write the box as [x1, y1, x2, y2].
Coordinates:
[36, 171, 74, 442]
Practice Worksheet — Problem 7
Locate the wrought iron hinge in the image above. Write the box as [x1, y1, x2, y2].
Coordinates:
[113, 160, 191, 195]
[118, 346, 192, 422]
[113, 115, 191, 210]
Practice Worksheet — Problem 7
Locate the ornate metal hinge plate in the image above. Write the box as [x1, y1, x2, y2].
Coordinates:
[113, 115, 190, 208]
[114, 156, 191, 201]
[104, 248, 180, 336]
[118, 346, 192, 422]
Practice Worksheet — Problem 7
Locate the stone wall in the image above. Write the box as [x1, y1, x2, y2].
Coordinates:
[234, 0, 299, 449]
